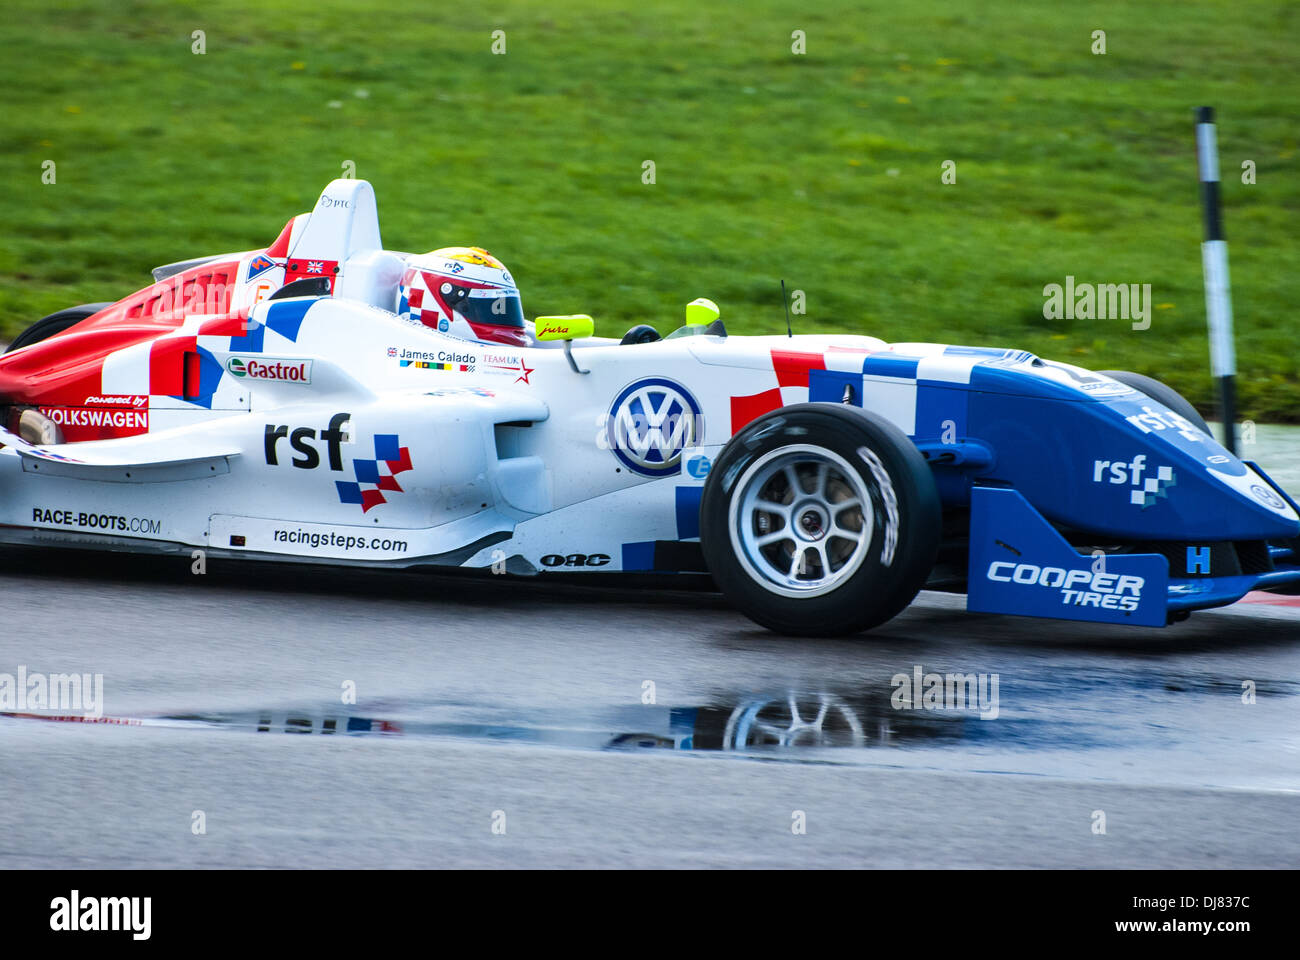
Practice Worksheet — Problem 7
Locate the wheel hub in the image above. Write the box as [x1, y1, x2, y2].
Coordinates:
[794, 501, 828, 541]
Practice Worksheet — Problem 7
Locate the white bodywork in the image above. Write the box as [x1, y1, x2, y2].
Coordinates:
[0, 179, 898, 574]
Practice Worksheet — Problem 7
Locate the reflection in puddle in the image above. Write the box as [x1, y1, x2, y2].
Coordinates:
[1, 689, 969, 751]
[7, 668, 1294, 763]
[78, 689, 973, 752]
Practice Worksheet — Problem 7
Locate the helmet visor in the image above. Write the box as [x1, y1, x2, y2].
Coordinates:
[429, 276, 525, 329]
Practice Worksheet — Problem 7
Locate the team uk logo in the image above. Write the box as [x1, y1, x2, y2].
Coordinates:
[336, 434, 414, 513]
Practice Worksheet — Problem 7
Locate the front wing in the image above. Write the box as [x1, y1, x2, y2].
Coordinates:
[967, 476, 1300, 626]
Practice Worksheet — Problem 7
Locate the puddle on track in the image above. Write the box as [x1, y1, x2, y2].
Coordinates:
[5, 665, 1298, 790]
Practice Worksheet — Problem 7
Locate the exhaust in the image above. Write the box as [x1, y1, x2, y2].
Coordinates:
[16, 408, 64, 445]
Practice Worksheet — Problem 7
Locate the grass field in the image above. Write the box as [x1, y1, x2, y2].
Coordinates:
[0, 0, 1296, 418]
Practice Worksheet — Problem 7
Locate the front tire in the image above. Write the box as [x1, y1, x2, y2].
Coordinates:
[699, 403, 941, 636]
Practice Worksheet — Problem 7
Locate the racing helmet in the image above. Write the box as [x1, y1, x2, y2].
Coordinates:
[397, 247, 527, 347]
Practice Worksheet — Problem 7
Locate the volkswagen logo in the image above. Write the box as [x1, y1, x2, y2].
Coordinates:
[606, 378, 703, 476]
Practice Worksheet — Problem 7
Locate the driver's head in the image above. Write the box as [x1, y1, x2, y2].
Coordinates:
[397, 247, 527, 347]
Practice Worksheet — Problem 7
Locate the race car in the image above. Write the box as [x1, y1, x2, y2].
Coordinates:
[1, 178, 1298, 636]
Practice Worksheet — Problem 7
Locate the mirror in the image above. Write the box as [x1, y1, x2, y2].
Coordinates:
[535, 315, 595, 341]
[685, 297, 720, 327]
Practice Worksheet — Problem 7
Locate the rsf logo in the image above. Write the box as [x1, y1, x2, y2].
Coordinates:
[1123, 404, 1204, 443]
[1092, 454, 1175, 508]
[263, 412, 413, 512]
[265, 412, 349, 470]
[605, 378, 703, 477]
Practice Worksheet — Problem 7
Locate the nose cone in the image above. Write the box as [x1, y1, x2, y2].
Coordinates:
[1203, 457, 1299, 529]
[966, 385, 1300, 542]
[1099, 392, 1299, 539]
[1086, 392, 1300, 535]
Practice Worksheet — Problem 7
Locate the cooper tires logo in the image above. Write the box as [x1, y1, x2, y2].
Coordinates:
[605, 378, 703, 476]
[987, 561, 1144, 612]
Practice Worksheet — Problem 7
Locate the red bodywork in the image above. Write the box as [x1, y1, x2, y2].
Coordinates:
[0, 218, 295, 442]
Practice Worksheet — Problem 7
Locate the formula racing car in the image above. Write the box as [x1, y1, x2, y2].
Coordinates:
[2, 178, 1298, 635]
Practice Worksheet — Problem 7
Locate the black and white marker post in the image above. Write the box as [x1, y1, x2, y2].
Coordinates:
[1195, 106, 1238, 455]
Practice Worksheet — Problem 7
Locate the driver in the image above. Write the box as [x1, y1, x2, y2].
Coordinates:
[396, 247, 528, 347]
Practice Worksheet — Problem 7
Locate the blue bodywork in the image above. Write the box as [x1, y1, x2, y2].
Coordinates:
[812, 346, 1300, 627]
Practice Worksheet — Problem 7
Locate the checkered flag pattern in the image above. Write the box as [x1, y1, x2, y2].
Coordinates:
[335, 434, 414, 513]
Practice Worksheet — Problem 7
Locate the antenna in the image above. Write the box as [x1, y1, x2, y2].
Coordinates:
[781, 279, 792, 338]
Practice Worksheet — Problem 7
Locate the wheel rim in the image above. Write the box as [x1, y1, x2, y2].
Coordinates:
[729, 445, 875, 598]
[722, 693, 866, 749]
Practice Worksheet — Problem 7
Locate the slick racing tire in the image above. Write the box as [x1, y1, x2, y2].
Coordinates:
[1097, 369, 1210, 436]
[700, 403, 941, 636]
[4, 303, 112, 353]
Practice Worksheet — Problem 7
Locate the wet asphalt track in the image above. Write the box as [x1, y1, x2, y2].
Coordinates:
[0, 547, 1298, 869]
